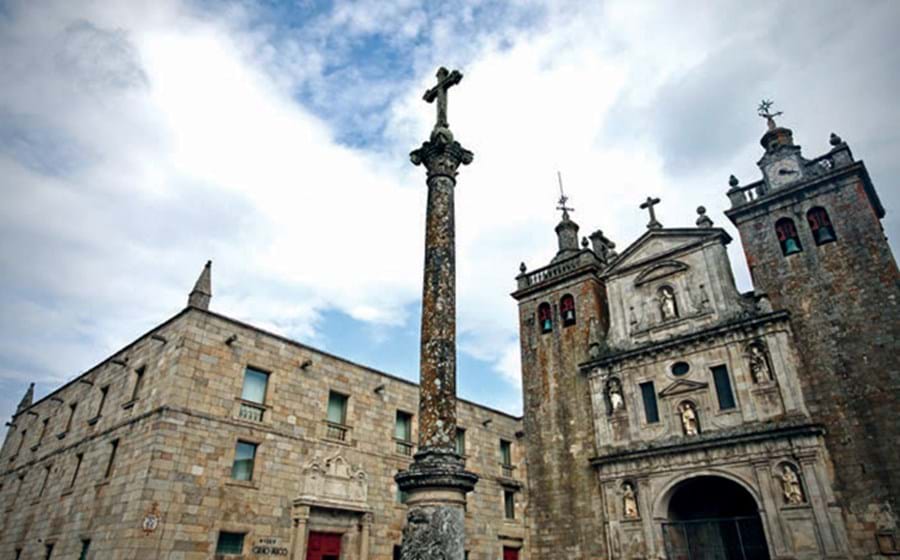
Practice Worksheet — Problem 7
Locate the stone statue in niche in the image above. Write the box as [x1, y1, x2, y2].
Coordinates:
[778, 464, 805, 505]
[658, 286, 678, 320]
[748, 343, 774, 383]
[622, 482, 639, 519]
[607, 378, 625, 414]
[679, 402, 699, 436]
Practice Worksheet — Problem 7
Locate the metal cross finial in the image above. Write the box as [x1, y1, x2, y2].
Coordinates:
[758, 99, 783, 131]
[640, 196, 662, 229]
[556, 171, 574, 219]
[423, 67, 463, 130]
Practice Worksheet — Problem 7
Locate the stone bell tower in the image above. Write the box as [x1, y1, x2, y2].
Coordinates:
[725, 102, 900, 557]
[511, 191, 613, 559]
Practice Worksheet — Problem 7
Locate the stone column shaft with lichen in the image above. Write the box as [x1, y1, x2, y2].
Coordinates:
[395, 67, 478, 560]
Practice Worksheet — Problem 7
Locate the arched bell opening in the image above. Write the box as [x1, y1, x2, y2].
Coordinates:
[662, 475, 770, 560]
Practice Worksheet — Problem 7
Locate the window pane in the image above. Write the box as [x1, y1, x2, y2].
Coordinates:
[231, 442, 257, 481]
[216, 532, 245, 554]
[455, 429, 466, 455]
[712, 366, 737, 410]
[241, 368, 269, 404]
[504, 491, 515, 519]
[395, 411, 412, 441]
[327, 392, 347, 424]
[79, 540, 91, 560]
[500, 440, 512, 465]
[640, 382, 659, 423]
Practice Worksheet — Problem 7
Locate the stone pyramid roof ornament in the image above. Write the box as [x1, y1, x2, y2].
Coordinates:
[15, 382, 34, 415]
[188, 260, 212, 310]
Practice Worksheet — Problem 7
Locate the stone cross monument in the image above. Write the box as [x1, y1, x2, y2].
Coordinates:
[395, 67, 478, 560]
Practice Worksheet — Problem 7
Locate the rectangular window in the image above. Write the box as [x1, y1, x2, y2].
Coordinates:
[65, 403, 77, 432]
[231, 441, 257, 481]
[79, 540, 91, 560]
[394, 411, 413, 456]
[640, 382, 660, 423]
[393, 545, 402, 560]
[712, 365, 737, 410]
[504, 490, 516, 519]
[500, 439, 514, 477]
[45, 543, 54, 559]
[38, 464, 51, 497]
[15, 429, 27, 455]
[396, 487, 408, 504]
[71, 453, 83, 487]
[327, 391, 348, 425]
[455, 428, 466, 456]
[15, 549, 21, 560]
[215, 531, 245, 555]
[105, 439, 119, 479]
[37, 418, 49, 446]
[241, 367, 269, 404]
[96, 386, 109, 418]
[131, 366, 145, 401]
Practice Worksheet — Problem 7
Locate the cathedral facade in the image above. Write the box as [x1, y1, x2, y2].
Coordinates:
[514, 114, 899, 559]
[1, 114, 898, 559]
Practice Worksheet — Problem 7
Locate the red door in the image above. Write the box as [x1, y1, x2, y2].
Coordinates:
[503, 546, 519, 560]
[307, 532, 342, 560]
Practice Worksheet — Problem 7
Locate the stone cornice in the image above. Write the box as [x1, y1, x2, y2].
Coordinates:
[581, 310, 791, 372]
[590, 418, 824, 468]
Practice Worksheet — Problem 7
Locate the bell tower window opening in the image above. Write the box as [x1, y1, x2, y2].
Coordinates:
[775, 218, 803, 256]
[807, 207, 837, 246]
[560, 294, 576, 327]
[538, 302, 553, 334]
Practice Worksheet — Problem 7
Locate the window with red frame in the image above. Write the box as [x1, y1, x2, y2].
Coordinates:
[560, 294, 576, 327]
[538, 302, 553, 334]
[775, 218, 803, 256]
[807, 207, 837, 246]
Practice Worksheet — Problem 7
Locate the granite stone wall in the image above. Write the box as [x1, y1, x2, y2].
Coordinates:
[0, 309, 526, 559]
[729, 166, 900, 558]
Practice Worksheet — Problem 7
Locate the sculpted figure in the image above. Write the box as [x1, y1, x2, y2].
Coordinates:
[623, 482, 639, 518]
[779, 464, 805, 505]
[659, 286, 678, 320]
[679, 402, 699, 436]
[607, 378, 625, 413]
[749, 344, 774, 383]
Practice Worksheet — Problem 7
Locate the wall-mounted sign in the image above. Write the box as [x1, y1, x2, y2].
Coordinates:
[252, 537, 289, 556]
[141, 503, 161, 535]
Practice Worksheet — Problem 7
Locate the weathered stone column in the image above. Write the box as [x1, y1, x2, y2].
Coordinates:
[395, 67, 478, 560]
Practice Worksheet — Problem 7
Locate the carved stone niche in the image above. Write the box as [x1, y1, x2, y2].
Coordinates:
[298, 453, 369, 510]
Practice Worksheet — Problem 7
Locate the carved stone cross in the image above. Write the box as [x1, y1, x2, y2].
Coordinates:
[640, 196, 662, 229]
[424, 67, 463, 129]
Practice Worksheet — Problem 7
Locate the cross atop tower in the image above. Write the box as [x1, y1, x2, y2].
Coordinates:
[556, 171, 574, 219]
[640, 196, 662, 229]
[423, 67, 463, 130]
[758, 99, 783, 131]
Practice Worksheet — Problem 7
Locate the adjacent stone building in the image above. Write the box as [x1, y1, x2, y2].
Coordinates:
[2, 110, 898, 559]
[0, 265, 528, 559]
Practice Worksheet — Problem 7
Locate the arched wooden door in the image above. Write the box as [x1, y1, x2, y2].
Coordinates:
[307, 532, 342, 560]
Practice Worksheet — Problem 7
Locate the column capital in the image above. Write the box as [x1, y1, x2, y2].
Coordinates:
[410, 129, 473, 181]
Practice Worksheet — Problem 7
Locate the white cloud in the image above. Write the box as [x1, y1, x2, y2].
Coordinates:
[0, 0, 898, 433]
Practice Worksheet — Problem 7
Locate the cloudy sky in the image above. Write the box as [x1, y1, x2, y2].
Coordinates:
[1, 0, 898, 434]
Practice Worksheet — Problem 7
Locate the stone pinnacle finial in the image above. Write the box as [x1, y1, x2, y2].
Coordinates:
[830, 132, 843, 146]
[188, 260, 212, 310]
[696, 206, 714, 228]
[15, 383, 34, 415]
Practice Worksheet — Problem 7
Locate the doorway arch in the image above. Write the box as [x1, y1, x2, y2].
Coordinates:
[661, 475, 770, 560]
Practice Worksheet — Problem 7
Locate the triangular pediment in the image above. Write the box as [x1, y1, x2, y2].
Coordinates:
[605, 228, 731, 276]
[658, 378, 709, 398]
